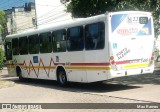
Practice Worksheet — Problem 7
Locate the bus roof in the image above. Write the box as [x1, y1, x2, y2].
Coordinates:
[6, 11, 151, 39]
[109, 11, 151, 16]
[6, 14, 106, 39]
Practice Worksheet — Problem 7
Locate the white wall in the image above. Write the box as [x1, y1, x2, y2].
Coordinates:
[14, 9, 36, 33]
[35, 0, 73, 29]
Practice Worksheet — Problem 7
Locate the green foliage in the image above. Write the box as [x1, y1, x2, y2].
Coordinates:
[0, 10, 6, 36]
[0, 48, 4, 70]
[0, 10, 6, 70]
[66, 0, 160, 36]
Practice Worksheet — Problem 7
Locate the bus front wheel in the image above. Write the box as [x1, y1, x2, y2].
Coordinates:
[57, 68, 68, 86]
[16, 67, 24, 81]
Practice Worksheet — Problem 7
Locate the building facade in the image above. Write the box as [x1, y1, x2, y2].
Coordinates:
[5, 2, 36, 35]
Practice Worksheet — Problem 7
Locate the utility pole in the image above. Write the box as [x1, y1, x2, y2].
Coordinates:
[34, 0, 38, 29]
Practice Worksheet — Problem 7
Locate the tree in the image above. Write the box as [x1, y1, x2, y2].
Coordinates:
[0, 10, 6, 70]
[66, 0, 160, 36]
[0, 47, 4, 70]
[0, 10, 6, 38]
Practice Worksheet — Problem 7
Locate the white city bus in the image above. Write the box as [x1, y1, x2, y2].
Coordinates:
[5, 11, 154, 86]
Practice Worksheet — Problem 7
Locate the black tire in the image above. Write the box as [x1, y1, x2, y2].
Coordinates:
[57, 69, 68, 86]
[156, 56, 160, 62]
[16, 68, 24, 81]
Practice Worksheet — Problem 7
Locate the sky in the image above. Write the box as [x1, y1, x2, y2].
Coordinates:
[0, 0, 34, 10]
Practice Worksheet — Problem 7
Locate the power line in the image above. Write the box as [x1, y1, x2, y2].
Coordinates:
[39, 17, 72, 26]
[17, 12, 69, 28]
[38, 13, 69, 25]
[16, 10, 66, 27]
[16, 17, 72, 31]
[35, 3, 58, 7]
[38, 10, 65, 22]
[36, 4, 63, 20]
[5, 1, 64, 26]
[12, 5, 65, 27]
[15, 4, 63, 25]
[6, 1, 72, 32]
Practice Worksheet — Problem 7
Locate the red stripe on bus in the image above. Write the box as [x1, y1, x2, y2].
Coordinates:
[116, 59, 141, 65]
[7, 59, 141, 67]
[70, 63, 110, 66]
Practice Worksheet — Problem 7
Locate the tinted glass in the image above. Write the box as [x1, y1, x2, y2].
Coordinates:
[67, 26, 84, 51]
[28, 34, 39, 54]
[39, 32, 52, 53]
[19, 37, 28, 55]
[5, 42, 12, 60]
[12, 38, 19, 55]
[85, 22, 105, 50]
[52, 29, 66, 52]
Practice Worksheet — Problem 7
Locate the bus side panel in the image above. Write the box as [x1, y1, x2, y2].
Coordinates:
[67, 71, 87, 82]
[85, 50, 109, 82]
[36, 54, 56, 80]
[84, 19, 110, 83]
[86, 70, 110, 83]
[65, 51, 87, 83]
[14, 54, 57, 80]
[7, 66, 17, 77]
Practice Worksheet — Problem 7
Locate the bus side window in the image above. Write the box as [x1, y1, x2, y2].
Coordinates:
[12, 38, 19, 55]
[28, 34, 39, 54]
[39, 32, 52, 53]
[67, 26, 84, 51]
[85, 22, 105, 50]
[5, 42, 12, 60]
[52, 29, 66, 52]
[19, 36, 28, 55]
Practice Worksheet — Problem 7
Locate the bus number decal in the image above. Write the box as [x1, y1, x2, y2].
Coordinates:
[116, 48, 130, 60]
[127, 16, 139, 24]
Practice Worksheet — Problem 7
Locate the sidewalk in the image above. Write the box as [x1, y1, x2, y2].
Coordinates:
[0, 67, 8, 76]
[0, 67, 15, 89]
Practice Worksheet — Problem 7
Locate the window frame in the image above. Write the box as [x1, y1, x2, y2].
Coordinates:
[5, 42, 12, 60]
[52, 29, 67, 52]
[85, 22, 105, 50]
[19, 36, 29, 55]
[28, 34, 40, 54]
[39, 32, 52, 53]
[67, 26, 84, 51]
[12, 38, 19, 55]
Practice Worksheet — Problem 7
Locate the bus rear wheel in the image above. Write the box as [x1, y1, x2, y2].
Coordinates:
[57, 69, 67, 86]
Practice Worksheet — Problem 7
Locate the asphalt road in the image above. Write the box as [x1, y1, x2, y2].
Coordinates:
[0, 68, 160, 112]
